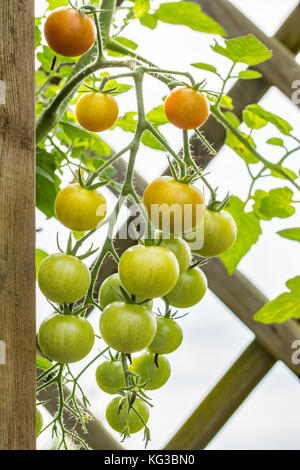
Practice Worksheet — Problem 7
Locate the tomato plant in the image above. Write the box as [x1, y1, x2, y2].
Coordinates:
[38, 313, 95, 363]
[34, 0, 300, 450]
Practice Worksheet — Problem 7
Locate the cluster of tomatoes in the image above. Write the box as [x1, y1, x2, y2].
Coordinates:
[37, 6, 237, 439]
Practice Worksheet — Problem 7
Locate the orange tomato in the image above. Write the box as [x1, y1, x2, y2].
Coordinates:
[76, 92, 119, 132]
[142, 176, 206, 234]
[165, 87, 210, 130]
[44, 7, 96, 57]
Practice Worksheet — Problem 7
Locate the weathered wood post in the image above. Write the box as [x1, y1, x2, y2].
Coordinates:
[0, 0, 36, 450]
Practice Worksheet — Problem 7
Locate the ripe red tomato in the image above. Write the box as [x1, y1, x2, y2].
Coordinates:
[166, 267, 207, 308]
[44, 7, 96, 57]
[143, 176, 205, 234]
[38, 313, 95, 364]
[119, 245, 179, 299]
[54, 184, 107, 232]
[76, 92, 119, 132]
[165, 87, 210, 130]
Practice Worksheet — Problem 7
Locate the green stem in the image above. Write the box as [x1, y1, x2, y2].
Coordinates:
[100, 0, 117, 46]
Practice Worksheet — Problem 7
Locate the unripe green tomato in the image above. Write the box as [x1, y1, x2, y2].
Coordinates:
[156, 235, 191, 274]
[119, 245, 179, 299]
[166, 267, 207, 308]
[54, 183, 107, 232]
[148, 317, 183, 355]
[38, 253, 91, 304]
[36, 409, 43, 436]
[106, 397, 149, 434]
[38, 313, 95, 363]
[98, 273, 153, 311]
[193, 210, 237, 257]
[100, 301, 157, 353]
[130, 353, 171, 390]
[95, 360, 126, 395]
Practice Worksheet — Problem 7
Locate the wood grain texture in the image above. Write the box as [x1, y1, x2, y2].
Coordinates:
[196, 0, 300, 107]
[164, 340, 275, 450]
[0, 0, 36, 450]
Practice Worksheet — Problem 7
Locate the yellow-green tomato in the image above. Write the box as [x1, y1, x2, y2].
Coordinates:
[119, 245, 179, 299]
[148, 317, 183, 355]
[130, 353, 171, 390]
[38, 314, 95, 363]
[36, 409, 43, 436]
[193, 210, 237, 257]
[166, 267, 207, 308]
[38, 253, 91, 304]
[96, 360, 126, 394]
[98, 273, 153, 311]
[158, 236, 191, 274]
[106, 397, 149, 434]
[100, 301, 157, 353]
[55, 184, 107, 232]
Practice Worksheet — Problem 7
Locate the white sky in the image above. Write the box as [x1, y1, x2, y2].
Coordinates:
[36, 0, 300, 450]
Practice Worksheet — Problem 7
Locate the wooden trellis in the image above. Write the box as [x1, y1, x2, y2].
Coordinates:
[0, 0, 299, 450]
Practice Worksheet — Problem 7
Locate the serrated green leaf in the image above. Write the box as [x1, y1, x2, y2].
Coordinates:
[156, 2, 226, 36]
[243, 104, 293, 135]
[243, 106, 267, 130]
[220, 196, 261, 275]
[36, 249, 48, 278]
[226, 128, 258, 164]
[146, 105, 169, 126]
[36, 356, 53, 370]
[140, 13, 158, 29]
[220, 95, 233, 110]
[141, 129, 165, 151]
[224, 111, 240, 128]
[253, 187, 295, 219]
[114, 112, 137, 133]
[59, 121, 111, 157]
[212, 34, 272, 65]
[238, 70, 262, 79]
[191, 63, 217, 74]
[277, 228, 300, 242]
[47, 0, 69, 10]
[134, 0, 150, 18]
[266, 137, 284, 147]
[254, 276, 300, 323]
[271, 166, 297, 180]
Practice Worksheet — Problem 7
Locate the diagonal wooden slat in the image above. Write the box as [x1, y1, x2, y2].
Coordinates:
[164, 340, 275, 450]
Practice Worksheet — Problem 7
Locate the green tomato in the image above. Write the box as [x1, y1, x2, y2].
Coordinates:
[36, 409, 43, 436]
[95, 360, 126, 395]
[148, 317, 183, 355]
[158, 235, 191, 274]
[106, 397, 149, 434]
[166, 267, 207, 308]
[98, 273, 153, 311]
[193, 210, 237, 257]
[119, 245, 179, 299]
[130, 353, 171, 390]
[100, 301, 157, 353]
[38, 253, 91, 304]
[38, 313, 95, 363]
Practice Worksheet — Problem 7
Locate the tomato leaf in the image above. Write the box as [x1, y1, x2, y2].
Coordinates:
[36, 149, 61, 218]
[220, 197, 262, 275]
[36, 249, 48, 279]
[238, 70, 262, 80]
[254, 277, 300, 324]
[270, 166, 297, 180]
[243, 104, 293, 135]
[253, 187, 295, 219]
[226, 128, 258, 164]
[211, 34, 272, 65]
[146, 105, 169, 126]
[140, 13, 158, 29]
[243, 106, 267, 130]
[134, 0, 150, 18]
[191, 63, 217, 74]
[156, 2, 226, 36]
[266, 137, 284, 147]
[36, 356, 53, 370]
[277, 228, 300, 242]
[46, 0, 69, 10]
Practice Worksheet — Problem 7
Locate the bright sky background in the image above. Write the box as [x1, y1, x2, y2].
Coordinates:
[36, 0, 300, 450]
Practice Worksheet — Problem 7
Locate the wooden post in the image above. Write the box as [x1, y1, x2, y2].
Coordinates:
[0, 0, 36, 450]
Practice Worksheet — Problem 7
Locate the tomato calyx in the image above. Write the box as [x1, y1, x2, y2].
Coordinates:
[56, 232, 99, 260]
[207, 191, 231, 212]
[68, 162, 110, 191]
